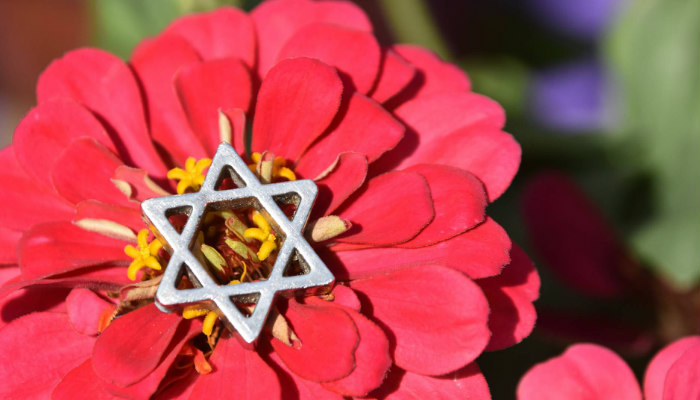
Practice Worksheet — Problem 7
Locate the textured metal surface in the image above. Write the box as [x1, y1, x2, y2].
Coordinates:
[141, 143, 335, 343]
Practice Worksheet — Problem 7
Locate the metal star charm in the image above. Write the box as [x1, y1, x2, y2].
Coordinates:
[141, 143, 334, 343]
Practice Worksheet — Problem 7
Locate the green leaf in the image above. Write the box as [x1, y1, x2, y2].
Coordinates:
[90, 0, 244, 59]
[606, 0, 700, 288]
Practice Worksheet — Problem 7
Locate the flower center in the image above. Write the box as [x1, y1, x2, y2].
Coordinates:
[166, 156, 212, 194]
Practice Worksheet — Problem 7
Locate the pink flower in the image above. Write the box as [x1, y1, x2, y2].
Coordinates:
[517, 336, 700, 400]
[0, 1, 535, 398]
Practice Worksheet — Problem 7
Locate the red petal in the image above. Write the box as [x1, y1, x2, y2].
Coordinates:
[350, 265, 490, 375]
[369, 48, 416, 104]
[51, 137, 132, 207]
[0, 285, 68, 329]
[163, 7, 256, 67]
[100, 319, 201, 399]
[375, 364, 490, 400]
[190, 335, 281, 399]
[267, 352, 345, 400]
[13, 99, 115, 186]
[336, 171, 433, 246]
[272, 299, 359, 382]
[393, 44, 471, 100]
[322, 307, 392, 397]
[383, 124, 520, 201]
[644, 336, 700, 400]
[476, 244, 540, 351]
[251, 58, 343, 160]
[305, 284, 361, 312]
[19, 222, 128, 281]
[312, 152, 368, 219]
[398, 164, 487, 247]
[66, 288, 113, 336]
[92, 303, 183, 386]
[517, 344, 642, 400]
[278, 24, 380, 93]
[0, 227, 21, 264]
[252, 0, 372, 75]
[175, 58, 252, 155]
[522, 173, 628, 297]
[296, 92, 404, 179]
[52, 360, 122, 400]
[0, 147, 73, 231]
[0, 313, 95, 399]
[334, 216, 510, 281]
[74, 200, 144, 233]
[130, 34, 207, 165]
[37, 48, 167, 177]
[660, 340, 700, 400]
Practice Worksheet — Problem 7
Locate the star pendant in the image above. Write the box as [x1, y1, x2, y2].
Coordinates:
[141, 143, 335, 343]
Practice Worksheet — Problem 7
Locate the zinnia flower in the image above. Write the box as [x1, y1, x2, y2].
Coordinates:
[0, 1, 536, 398]
[517, 336, 700, 400]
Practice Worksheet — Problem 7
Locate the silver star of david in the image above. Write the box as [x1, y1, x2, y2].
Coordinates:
[141, 143, 334, 343]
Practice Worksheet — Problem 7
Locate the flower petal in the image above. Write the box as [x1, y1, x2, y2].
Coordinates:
[252, 0, 372, 75]
[92, 303, 183, 386]
[251, 57, 343, 160]
[374, 363, 490, 400]
[19, 222, 129, 281]
[66, 288, 113, 336]
[0, 147, 73, 231]
[163, 6, 256, 67]
[51, 137, 132, 207]
[0, 227, 21, 264]
[0, 286, 68, 329]
[521, 173, 628, 297]
[130, 34, 207, 165]
[392, 44, 471, 100]
[278, 23, 380, 93]
[335, 171, 433, 246]
[13, 98, 115, 186]
[397, 164, 487, 247]
[660, 340, 700, 400]
[100, 319, 201, 399]
[175, 58, 252, 155]
[272, 299, 359, 382]
[476, 244, 540, 351]
[384, 124, 520, 201]
[113, 165, 171, 202]
[74, 200, 144, 233]
[0, 313, 95, 399]
[52, 360, 122, 400]
[517, 344, 642, 400]
[369, 48, 416, 104]
[296, 92, 404, 179]
[644, 336, 700, 400]
[321, 307, 392, 397]
[37, 48, 167, 177]
[312, 152, 368, 219]
[190, 335, 281, 399]
[267, 352, 344, 400]
[350, 265, 490, 375]
[333, 217, 510, 280]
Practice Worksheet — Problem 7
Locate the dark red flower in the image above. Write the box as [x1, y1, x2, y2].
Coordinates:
[0, 1, 535, 398]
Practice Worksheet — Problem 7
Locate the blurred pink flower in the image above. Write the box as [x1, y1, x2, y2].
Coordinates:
[517, 336, 700, 400]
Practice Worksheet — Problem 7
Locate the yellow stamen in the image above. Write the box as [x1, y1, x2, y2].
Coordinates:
[228, 261, 247, 284]
[167, 157, 212, 194]
[202, 311, 219, 336]
[124, 229, 162, 281]
[243, 212, 278, 261]
[182, 305, 211, 319]
[247, 152, 296, 182]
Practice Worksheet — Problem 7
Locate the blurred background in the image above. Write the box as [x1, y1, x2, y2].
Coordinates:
[0, 0, 697, 398]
